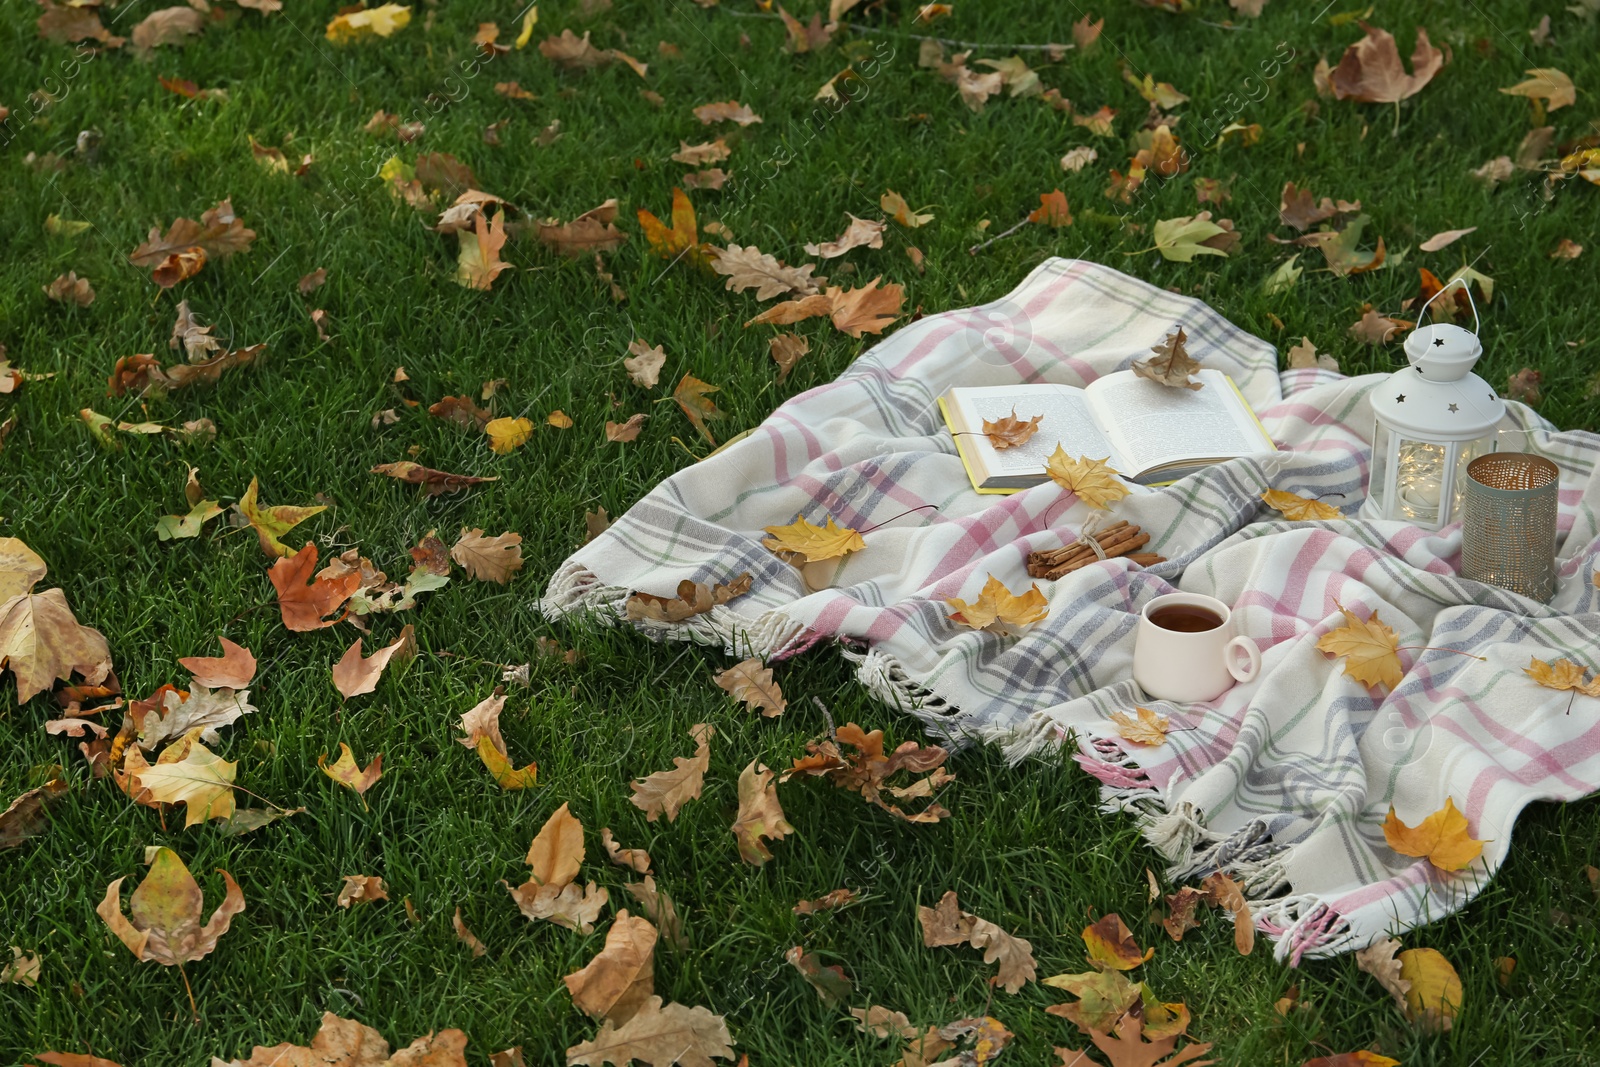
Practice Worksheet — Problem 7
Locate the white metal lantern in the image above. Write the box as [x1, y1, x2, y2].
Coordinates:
[1361, 281, 1505, 530]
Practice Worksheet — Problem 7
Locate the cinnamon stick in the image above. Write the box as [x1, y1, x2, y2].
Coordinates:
[1029, 521, 1132, 568]
[1028, 531, 1151, 579]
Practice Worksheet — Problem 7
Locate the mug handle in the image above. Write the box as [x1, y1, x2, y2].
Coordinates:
[1225, 636, 1261, 683]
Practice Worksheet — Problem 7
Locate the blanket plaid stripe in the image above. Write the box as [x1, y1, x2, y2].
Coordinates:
[542, 259, 1600, 961]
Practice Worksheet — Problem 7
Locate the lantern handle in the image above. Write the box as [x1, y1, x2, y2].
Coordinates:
[1414, 275, 1481, 342]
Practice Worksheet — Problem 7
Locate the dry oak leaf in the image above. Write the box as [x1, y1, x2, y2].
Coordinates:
[787, 945, 853, 1006]
[1045, 447, 1131, 510]
[124, 732, 237, 828]
[1383, 797, 1486, 872]
[851, 1005, 917, 1039]
[1262, 489, 1342, 520]
[918, 890, 1037, 993]
[1355, 936, 1410, 1011]
[337, 875, 389, 908]
[693, 100, 762, 126]
[630, 723, 713, 822]
[607, 414, 648, 442]
[601, 827, 652, 874]
[1330, 23, 1447, 104]
[44, 271, 95, 307]
[672, 373, 724, 445]
[0, 586, 113, 704]
[946, 574, 1049, 631]
[638, 188, 707, 266]
[326, 3, 412, 43]
[626, 573, 751, 624]
[829, 277, 905, 337]
[1199, 872, 1255, 956]
[713, 658, 786, 717]
[1316, 604, 1403, 690]
[129, 199, 255, 286]
[732, 760, 794, 866]
[1397, 946, 1462, 1033]
[131, 7, 205, 51]
[239, 477, 326, 558]
[984, 409, 1043, 450]
[1054, 1009, 1215, 1067]
[624, 340, 666, 388]
[783, 722, 952, 823]
[794, 888, 860, 916]
[216, 1013, 468, 1067]
[565, 909, 658, 1024]
[1, 778, 67, 850]
[270, 544, 360, 631]
[1083, 912, 1155, 971]
[770, 334, 810, 382]
[451, 528, 524, 583]
[540, 29, 612, 70]
[1349, 305, 1413, 345]
[538, 200, 629, 256]
[178, 637, 256, 689]
[1500, 68, 1575, 112]
[805, 215, 886, 259]
[371, 461, 499, 495]
[508, 876, 608, 934]
[332, 625, 416, 699]
[1133, 328, 1204, 390]
[454, 907, 487, 956]
[673, 139, 731, 166]
[566, 996, 735, 1067]
[97, 847, 244, 967]
[709, 244, 823, 300]
[319, 743, 383, 800]
[762, 515, 864, 563]
[37, 1, 124, 46]
[1110, 706, 1169, 746]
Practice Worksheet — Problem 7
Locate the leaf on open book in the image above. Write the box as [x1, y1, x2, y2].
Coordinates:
[1132, 328, 1204, 390]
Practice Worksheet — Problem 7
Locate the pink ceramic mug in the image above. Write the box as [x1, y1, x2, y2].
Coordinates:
[1132, 592, 1261, 702]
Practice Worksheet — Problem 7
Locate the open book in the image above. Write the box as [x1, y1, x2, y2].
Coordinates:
[939, 368, 1276, 493]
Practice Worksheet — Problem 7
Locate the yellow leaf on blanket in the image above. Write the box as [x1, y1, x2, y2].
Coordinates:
[1044, 447, 1130, 510]
[761, 516, 865, 563]
[1110, 706, 1168, 746]
[946, 574, 1048, 630]
[1383, 797, 1485, 872]
[1261, 489, 1343, 521]
[1316, 605, 1403, 690]
[1524, 656, 1593, 693]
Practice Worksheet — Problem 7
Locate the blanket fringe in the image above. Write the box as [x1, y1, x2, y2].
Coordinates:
[538, 560, 812, 660]
[843, 647, 982, 748]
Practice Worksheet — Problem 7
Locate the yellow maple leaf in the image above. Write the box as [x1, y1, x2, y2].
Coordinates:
[326, 3, 411, 43]
[1261, 489, 1342, 521]
[1316, 604, 1403, 690]
[1383, 797, 1485, 872]
[485, 416, 533, 454]
[946, 574, 1049, 630]
[761, 516, 865, 563]
[1044, 445, 1130, 510]
[637, 187, 706, 265]
[238, 477, 328, 558]
[1524, 656, 1591, 692]
[1109, 706, 1168, 746]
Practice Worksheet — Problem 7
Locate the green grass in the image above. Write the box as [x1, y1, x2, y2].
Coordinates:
[3, 0, 1599, 1063]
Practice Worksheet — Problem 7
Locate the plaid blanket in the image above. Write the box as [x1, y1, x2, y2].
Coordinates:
[541, 259, 1600, 962]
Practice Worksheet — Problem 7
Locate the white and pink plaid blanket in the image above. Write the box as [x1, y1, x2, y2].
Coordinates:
[541, 259, 1600, 961]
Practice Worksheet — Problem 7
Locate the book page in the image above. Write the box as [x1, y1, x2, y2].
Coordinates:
[1085, 369, 1270, 475]
[954, 386, 1115, 475]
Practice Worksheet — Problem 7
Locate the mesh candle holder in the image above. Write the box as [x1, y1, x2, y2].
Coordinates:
[1460, 452, 1559, 602]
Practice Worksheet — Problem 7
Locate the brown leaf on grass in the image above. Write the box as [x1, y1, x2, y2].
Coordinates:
[565, 910, 658, 1023]
[451, 528, 523, 583]
[805, 215, 886, 259]
[630, 723, 713, 822]
[1163, 887, 1204, 942]
[565, 996, 734, 1067]
[673, 139, 731, 166]
[456, 211, 513, 291]
[270, 545, 359, 631]
[1507, 367, 1543, 406]
[1419, 227, 1476, 252]
[694, 100, 762, 125]
[1279, 182, 1360, 231]
[130, 199, 255, 285]
[606, 414, 648, 442]
[129, 682, 255, 751]
[1330, 23, 1447, 104]
[1054, 1010, 1214, 1067]
[745, 293, 834, 328]
[786, 945, 853, 1005]
[851, 1005, 917, 1039]
[671, 374, 724, 445]
[709, 245, 823, 300]
[0, 778, 67, 850]
[371, 462, 499, 496]
[626, 572, 752, 624]
[2, 946, 41, 988]
[331, 625, 416, 699]
[713, 658, 786, 717]
[537, 200, 628, 256]
[882, 190, 934, 228]
[457, 689, 539, 789]
[769, 334, 810, 382]
[1083, 913, 1155, 971]
[1550, 238, 1583, 260]
[1500, 68, 1576, 112]
[454, 907, 487, 956]
[622, 877, 686, 951]
[337, 875, 389, 908]
[917, 890, 1037, 993]
[1132, 328, 1203, 390]
[215, 1013, 468, 1067]
[624, 340, 666, 388]
[37, 1, 125, 46]
[1199, 873, 1254, 955]
[508, 817, 608, 933]
[1315, 215, 1387, 276]
[601, 828, 652, 873]
[732, 761, 794, 866]
[794, 888, 859, 916]
[44, 271, 95, 307]
[318, 743, 383, 799]
[682, 169, 728, 191]
[131, 6, 205, 50]
[829, 277, 905, 337]
[1349, 305, 1413, 345]
[1316, 604, 1403, 690]
[783, 723, 953, 823]
[540, 29, 612, 69]
[429, 395, 492, 430]
[97, 847, 244, 967]
[1028, 189, 1074, 227]
[983, 409, 1043, 450]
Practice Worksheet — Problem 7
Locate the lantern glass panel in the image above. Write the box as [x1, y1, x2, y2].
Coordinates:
[1390, 433, 1493, 526]
[1370, 422, 1392, 514]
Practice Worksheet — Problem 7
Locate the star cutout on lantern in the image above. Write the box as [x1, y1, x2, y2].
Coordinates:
[1395, 394, 1406, 403]
[1433, 337, 1446, 347]
[1448, 403, 1459, 413]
